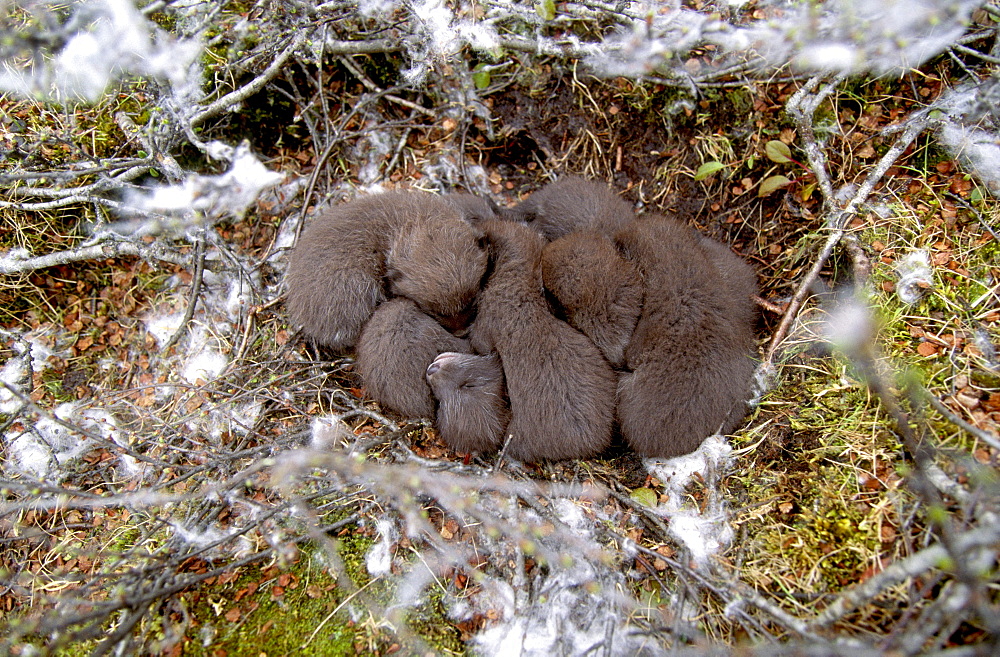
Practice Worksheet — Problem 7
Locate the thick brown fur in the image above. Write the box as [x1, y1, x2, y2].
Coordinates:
[286, 191, 487, 351]
[442, 193, 501, 225]
[541, 230, 643, 367]
[355, 298, 470, 418]
[470, 220, 617, 461]
[386, 211, 487, 321]
[613, 214, 758, 458]
[426, 352, 509, 454]
[512, 176, 635, 240]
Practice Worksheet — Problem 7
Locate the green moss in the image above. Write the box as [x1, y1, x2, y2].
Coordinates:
[39, 368, 77, 403]
[138, 522, 469, 656]
[405, 581, 466, 655]
[176, 546, 374, 655]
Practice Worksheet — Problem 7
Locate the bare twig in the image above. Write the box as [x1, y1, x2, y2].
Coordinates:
[922, 390, 1000, 452]
[190, 31, 311, 129]
[762, 106, 932, 367]
[161, 232, 207, 352]
[810, 523, 1000, 628]
[0, 238, 191, 275]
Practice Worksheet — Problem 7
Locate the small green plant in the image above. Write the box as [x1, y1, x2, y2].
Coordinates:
[758, 139, 816, 198]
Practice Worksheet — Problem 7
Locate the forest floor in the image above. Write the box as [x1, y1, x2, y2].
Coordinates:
[2, 20, 999, 657]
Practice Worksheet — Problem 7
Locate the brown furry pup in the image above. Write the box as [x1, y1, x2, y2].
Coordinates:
[355, 298, 470, 418]
[613, 214, 758, 458]
[425, 352, 509, 454]
[696, 234, 759, 329]
[470, 220, 617, 462]
[540, 230, 643, 368]
[286, 191, 487, 351]
[512, 176, 635, 240]
[442, 193, 502, 225]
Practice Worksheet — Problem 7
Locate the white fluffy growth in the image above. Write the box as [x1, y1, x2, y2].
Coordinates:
[365, 519, 398, 577]
[357, 0, 399, 18]
[5, 430, 55, 479]
[895, 250, 934, 305]
[821, 293, 876, 356]
[185, 400, 264, 445]
[465, 498, 659, 656]
[167, 522, 238, 561]
[354, 127, 396, 186]
[0, 0, 199, 102]
[309, 416, 352, 451]
[412, 0, 461, 57]
[3, 403, 113, 480]
[223, 276, 253, 321]
[471, 562, 657, 656]
[0, 352, 29, 414]
[181, 338, 229, 385]
[936, 83, 1000, 196]
[584, 0, 981, 80]
[645, 434, 734, 567]
[128, 143, 284, 222]
[144, 312, 186, 348]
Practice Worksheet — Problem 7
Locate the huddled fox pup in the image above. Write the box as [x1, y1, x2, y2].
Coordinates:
[285, 179, 758, 462]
